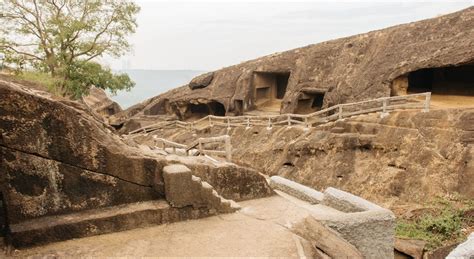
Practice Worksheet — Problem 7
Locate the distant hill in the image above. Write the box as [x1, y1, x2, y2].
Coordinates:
[109, 69, 205, 108]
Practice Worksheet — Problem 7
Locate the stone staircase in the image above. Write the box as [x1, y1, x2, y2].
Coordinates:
[7, 164, 240, 248]
[163, 164, 240, 214]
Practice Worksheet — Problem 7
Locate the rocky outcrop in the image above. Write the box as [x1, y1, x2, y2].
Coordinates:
[115, 7, 474, 124]
[0, 79, 278, 247]
[82, 86, 122, 119]
[150, 108, 474, 205]
[0, 80, 166, 225]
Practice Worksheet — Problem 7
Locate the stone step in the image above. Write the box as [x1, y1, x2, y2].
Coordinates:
[163, 164, 240, 214]
[9, 200, 215, 248]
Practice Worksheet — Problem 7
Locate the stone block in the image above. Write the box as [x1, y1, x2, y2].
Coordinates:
[163, 164, 200, 208]
[322, 187, 384, 213]
[447, 232, 474, 259]
[269, 176, 323, 204]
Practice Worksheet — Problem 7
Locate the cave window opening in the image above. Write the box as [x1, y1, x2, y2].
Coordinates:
[405, 63, 474, 107]
[186, 101, 226, 120]
[407, 65, 474, 95]
[208, 101, 226, 116]
[253, 72, 290, 108]
[295, 92, 325, 114]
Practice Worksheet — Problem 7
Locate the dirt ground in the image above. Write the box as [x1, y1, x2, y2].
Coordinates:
[6, 194, 317, 258]
[429, 94, 474, 108]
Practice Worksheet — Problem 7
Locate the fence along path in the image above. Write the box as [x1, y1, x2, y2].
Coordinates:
[152, 135, 232, 161]
[130, 92, 431, 134]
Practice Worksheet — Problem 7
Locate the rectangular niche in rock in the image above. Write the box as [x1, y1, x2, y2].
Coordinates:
[295, 89, 326, 114]
[253, 71, 290, 108]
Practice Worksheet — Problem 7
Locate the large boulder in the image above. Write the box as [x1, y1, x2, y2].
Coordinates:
[0, 79, 166, 225]
[188, 72, 214, 90]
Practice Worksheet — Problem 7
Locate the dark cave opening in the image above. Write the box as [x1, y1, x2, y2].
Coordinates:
[407, 63, 474, 96]
[186, 101, 226, 119]
[253, 72, 290, 106]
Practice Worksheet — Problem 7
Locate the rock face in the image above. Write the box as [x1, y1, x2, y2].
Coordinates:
[151, 108, 474, 205]
[0, 79, 274, 247]
[114, 7, 474, 125]
[82, 86, 122, 118]
[0, 80, 165, 226]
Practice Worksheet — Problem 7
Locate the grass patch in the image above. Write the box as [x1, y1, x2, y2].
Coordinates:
[12, 71, 61, 94]
[396, 197, 473, 250]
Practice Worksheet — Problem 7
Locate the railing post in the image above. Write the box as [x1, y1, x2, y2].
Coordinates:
[267, 117, 272, 130]
[381, 98, 389, 118]
[287, 114, 291, 126]
[198, 139, 203, 156]
[304, 117, 310, 130]
[225, 135, 232, 161]
[246, 116, 250, 129]
[423, 92, 431, 112]
[338, 105, 343, 120]
[227, 118, 231, 131]
[208, 116, 213, 127]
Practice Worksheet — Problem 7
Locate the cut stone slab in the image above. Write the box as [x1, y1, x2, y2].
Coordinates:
[322, 187, 385, 213]
[162, 164, 240, 213]
[163, 164, 200, 208]
[269, 176, 323, 204]
[9, 200, 215, 248]
[447, 232, 474, 259]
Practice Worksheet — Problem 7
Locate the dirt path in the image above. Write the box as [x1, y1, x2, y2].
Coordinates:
[9, 194, 316, 257]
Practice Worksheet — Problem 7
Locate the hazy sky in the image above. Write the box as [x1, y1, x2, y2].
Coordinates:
[106, 0, 473, 71]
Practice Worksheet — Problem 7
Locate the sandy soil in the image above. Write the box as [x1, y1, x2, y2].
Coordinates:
[429, 94, 474, 108]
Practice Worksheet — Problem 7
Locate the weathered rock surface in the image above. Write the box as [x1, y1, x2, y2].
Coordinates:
[0, 80, 167, 225]
[150, 108, 474, 205]
[114, 7, 474, 125]
[188, 72, 214, 90]
[0, 79, 275, 247]
[395, 238, 426, 259]
[446, 232, 474, 259]
[163, 164, 240, 213]
[82, 86, 122, 118]
[168, 156, 274, 201]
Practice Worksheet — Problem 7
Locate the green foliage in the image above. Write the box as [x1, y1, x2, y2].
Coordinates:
[62, 61, 134, 99]
[396, 198, 473, 250]
[0, 0, 140, 98]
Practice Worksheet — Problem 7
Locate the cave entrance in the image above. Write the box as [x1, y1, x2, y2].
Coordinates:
[253, 72, 290, 112]
[295, 90, 325, 114]
[394, 63, 474, 108]
[186, 101, 226, 120]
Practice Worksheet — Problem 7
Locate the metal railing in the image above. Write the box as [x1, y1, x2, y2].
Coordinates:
[130, 92, 431, 134]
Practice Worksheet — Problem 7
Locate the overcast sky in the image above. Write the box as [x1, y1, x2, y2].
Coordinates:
[106, 0, 473, 71]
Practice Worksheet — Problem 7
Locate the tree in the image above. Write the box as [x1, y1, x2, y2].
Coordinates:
[0, 0, 140, 97]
